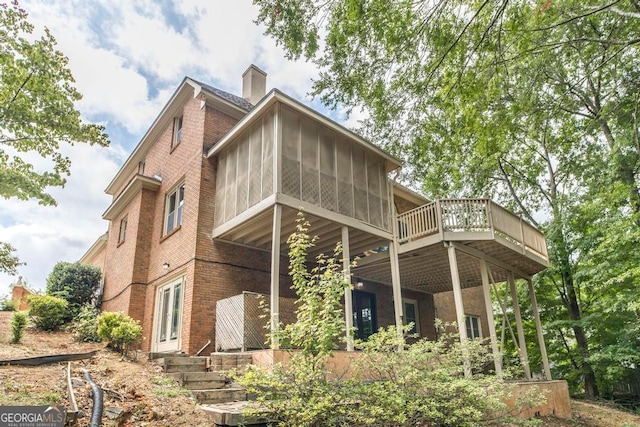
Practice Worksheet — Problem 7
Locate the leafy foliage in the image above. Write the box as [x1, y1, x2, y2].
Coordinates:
[97, 311, 142, 354]
[0, 297, 17, 311]
[272, 212, 353, 357]
[27, 294, 68, 331]
[10, 311, 27, 343]
[0, 0, 109, 206]
[236, 217, 541, 426]
[46, 261, 101, 318]
[0, 242, 20, 275]
[73, 304, 101, 343]
[253, 0, 640, 399]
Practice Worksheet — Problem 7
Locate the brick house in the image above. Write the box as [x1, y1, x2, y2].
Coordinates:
[81, 65, 551, 379]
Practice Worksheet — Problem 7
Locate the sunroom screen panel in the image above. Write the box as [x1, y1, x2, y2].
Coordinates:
[214, 150, 226, 227]
[367, 153, 383, 228]
[224, 144, 237, 222]
[262, 109, 274, 198]
[236, 133, 249, 214]
[352, 145, 368, 222]
[319, 128, 337, 212]
[301, 117, 319, 205]
[336, 138, 353, 217]
[249, 122, 263, 207]
[281, 105, 301, 199]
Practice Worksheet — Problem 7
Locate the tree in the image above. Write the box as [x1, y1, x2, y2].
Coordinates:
[0, 1, 109, 274]
[253, 0, 640, 398]
[0, 242, 20, 275]
[46, 261, 101, 318]
[236, 215, 541, 425]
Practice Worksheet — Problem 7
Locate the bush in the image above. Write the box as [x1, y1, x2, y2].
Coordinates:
[0, 298, 17, 311]
[46, 262, 101, 318]
[73, 305, 101, 343]
[97, 311, 142, 354]
[235, 215, 543, 426]
[11, 311, 28, 343]
[27, 295, 68, 331]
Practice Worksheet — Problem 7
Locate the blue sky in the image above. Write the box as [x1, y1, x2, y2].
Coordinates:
[0, 0, 364, 297]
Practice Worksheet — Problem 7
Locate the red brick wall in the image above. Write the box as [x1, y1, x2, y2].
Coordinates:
[11, 285, 31, 311]
[350, 279, 437, 341]
[432, 286, 489, 339]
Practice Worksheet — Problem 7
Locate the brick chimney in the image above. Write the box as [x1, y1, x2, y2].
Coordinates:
[242, 64, 267, 105]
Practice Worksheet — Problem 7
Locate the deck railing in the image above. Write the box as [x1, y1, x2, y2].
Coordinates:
[396, 199, 548, 260]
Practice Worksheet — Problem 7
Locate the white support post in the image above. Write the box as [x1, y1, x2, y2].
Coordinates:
[480, 260, 502, 377]
[508, 272, 531, 380]
[389, 240, 404, 347]
[342, 226, 354, 351]
[447, 244, 471, 377]
[270, 204, 282, 349]
[528, 279, 552, 380]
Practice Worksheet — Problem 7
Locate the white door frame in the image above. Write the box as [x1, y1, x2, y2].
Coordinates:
[152, 276, 185, 353]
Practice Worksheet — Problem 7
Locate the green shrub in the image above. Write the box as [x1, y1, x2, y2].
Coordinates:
[0, 298, 17, 311]
[73, 305, 101, 342]
[11, 311, 28, 343]
[235, 214, 543, 426]
[27, 295, 68, 331]
[46, 262, 101, 318]
[97, 311, 142, 354]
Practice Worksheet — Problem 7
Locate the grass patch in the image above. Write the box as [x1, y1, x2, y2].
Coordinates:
[150, 376, 190, 398]
[0, 382, 62, 406]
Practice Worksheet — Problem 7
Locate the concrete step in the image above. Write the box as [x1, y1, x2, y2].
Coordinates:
[191, 387, 247, 404]
[180, 372, 228, 390]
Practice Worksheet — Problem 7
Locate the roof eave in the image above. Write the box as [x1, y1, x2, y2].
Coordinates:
[105, 78, 251, 196]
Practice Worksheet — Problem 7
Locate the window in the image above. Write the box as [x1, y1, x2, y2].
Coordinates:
[172, 115, 183, 149]
[165, 183, 185, 234]
[118, 216, 128, 244]
[465, 315, 481, 339]
[403, 299, 420, 335]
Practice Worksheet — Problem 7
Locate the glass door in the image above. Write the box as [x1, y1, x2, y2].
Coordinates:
[353, 290, 377, 340]
[154, 277, 183, 352]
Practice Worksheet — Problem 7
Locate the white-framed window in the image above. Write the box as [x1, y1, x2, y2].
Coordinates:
[172, 115, 183, 149]
[165, 182, 185, 235]
[118, 215, 128, 244]
[465, 315, 481, 339]
[403, 298, 420, 335]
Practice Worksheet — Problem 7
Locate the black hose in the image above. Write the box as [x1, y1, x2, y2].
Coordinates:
[82, 369, 103, 427]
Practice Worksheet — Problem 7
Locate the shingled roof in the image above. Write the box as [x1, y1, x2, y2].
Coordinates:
[190, 77, 254, 111]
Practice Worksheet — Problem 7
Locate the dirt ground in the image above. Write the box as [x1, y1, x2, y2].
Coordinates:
[0, 312, 213, 426]
[1, 311, 639, 426]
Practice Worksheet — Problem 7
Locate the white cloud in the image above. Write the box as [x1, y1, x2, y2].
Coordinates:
[0, 0, 341, 299]
[0, 143, 122, 297]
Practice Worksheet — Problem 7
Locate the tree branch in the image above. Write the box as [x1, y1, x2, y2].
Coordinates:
[532, 1, 622, 32]
[497, 159, 540, 227]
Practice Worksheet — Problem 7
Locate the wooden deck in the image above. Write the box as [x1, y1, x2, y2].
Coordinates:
[354, 199, 548, 293]
[212, 197, 549, 294]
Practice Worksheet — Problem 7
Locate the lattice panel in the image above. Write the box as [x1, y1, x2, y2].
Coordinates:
[214, 154, 226, 227]
[354, 188, 368, 221]
[381, 196, 389, 230]
[249, 165, 262, 208]
[236, 173, 248, 214]
[320, 173, 337, 212]
[301, 168, 319, 205]
[338, 181, 353, 216]
[369, 195, 382, 228]
[282, 159, 300, 199]
[262, 158, 273, 196]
